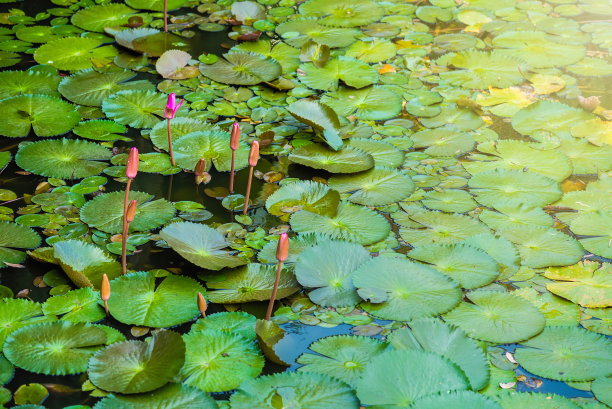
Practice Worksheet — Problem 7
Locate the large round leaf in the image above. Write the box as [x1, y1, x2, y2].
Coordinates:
[88, 330, 185, 394]
[0, 70, 60, 100]
[298, 57, 378, 91]
[94, 383, 218, 409]
[0, 221, 40, 268]
[80, 190, 175, 234]
[159, 222, 245, 270]
[353, 257, 462, 321]
[288, 144, 374, 173]
[328, 167, 415, 206]
[345, 138, 404, 168]
[439, 51, 527, 89]
[126, 0, 188, 11]
[265, 180, 340, 217]
[34, 37, 118, 70]
[71, 3, 141, 32]
[276, 18, 361, 48]
[0, 299, 54, 349]
[544, 261, 612, 308]
[298, 0, 383, 27]
[295, 240, 370, 307]
[149, 118, 216, 152]
[512, 100, 595, 138]
[411, 391, 502, 409]
[412, 127, 475, 157]
[494, 391, 581, 409]
[191, 312, 256, 341]
[107, 271, 206, 327]
[53, 240, 122, 289]
[199, 52, 281, 85]
[102, 90, 182, 129]
[15, 138, 111, 179]
[321, 86, 402, 120]
[42, 288, 105, 323]
[0, 95, 79, 138]
[172, 130, 250, 172]
[443, 290, 546, 343]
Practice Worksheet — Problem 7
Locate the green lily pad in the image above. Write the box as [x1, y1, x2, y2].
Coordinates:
[411, 391, 502, 409]
[71, 3, 141, 32]
[478, 203, 553, 231]
[412, 127, 476, 157]
[94, 383, 219, 409]
[439, 51, 526, 89]
[592, 376, 612, 407]
[265, 180, 340, 217]
[345, 39, 396, 63]
[34, 37, 118, 70]
[191, 312, 256, 341]
[42, 287, 105, 323]
[495, 391, 581, 409]
[257, 234, 318, 264]
[107, 271, 205, 327]
[556, 138, 612, 175]
[172, 130, 250, 172]
[513, 326, 612, 381]
[298, 57, 378, 91]
[512, 100, 595, 138]
[149, 118, 216, 152]
[328, 167, 415, 206]
[288, 144, 375, 173]
[295, 240, 370, 307]
[160, 222, 245, 271]
[286, 99, 342, 150]
[0, 95, 79, 138]
[0, 70, 60, 100]
[16, 138, 111, 179]
[297, 335, 387, 388]
[420, 105, 484, 131]
[544, 261, 612, 308]
[102, 90, 182, 129]
[125, 0, 188, 11]
[180, 329, 264, 392]
[89, 330, 185, 394]
[276, 18, 360, 48]
[345, 138, 404, 168]
[443, 290, 546, 343]
[110, 27, 188, 57]
[80, 190, 175, 234]
[73, 120, 128, 141]
[0, 299, 54, 349]
[199, 52, 281, 85]
[356, 349, 469, 407]
[353, 256, 462, 321]
[59, 69, 154, 107]
[53, 240, 122, 288]
[205, 263, 299, 303]
[230, 372, 359, 409]
[4, 322, 114, 375]
[298, 0, 383, 27]
[389, 319, 489, 391]
[568, 210, 612, 259]
[290, 202, 390, 245]
[232, 39, 301, 74]
[422, 189, 478, 213]
[0, 221, 40, 268]
[321, 86, 402, 121]
[566, 57, 612, 76]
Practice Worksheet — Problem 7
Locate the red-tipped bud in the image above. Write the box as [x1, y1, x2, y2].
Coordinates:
[230, 122, 240, 151]
[194, 158, 206, 176]
[197, 292, 207, 316]
[165, 92, 184, 119]
[100, 273, 110, 301]
[276, 232, 289, 262]
[126, 200, 137, 223]
[126, 147, 139, 179]
[248, 140, 259, 167]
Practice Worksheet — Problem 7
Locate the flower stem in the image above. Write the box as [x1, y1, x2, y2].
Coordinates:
[122, 179, 132, 275]
[167, 119, 175, 166]
[243, 166, 254, 215]
[229, 150, 236, 193]
[163, 0, 168, 32]
[266, 261, 283, 321]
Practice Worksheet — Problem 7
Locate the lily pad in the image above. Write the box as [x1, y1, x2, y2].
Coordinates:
[173, 130, 250, 172]
[276, 18, 360, 48]
[345, 39, 396, 63]
[495, 391, 581, 409]
[298, 0, 383, 27]
[0, 221, 40, 268]
[102, 90, 181, 129]
[150, 118, 216, 152]
[73, 120, 128, 141]
[411, 391, 502, 409]
[439, 51, 527, 89]
[125, 0, 188, 11]
[478, 203, 553, 231]
[411, 127, 476, 157]
[420, 105, 484, 131]
[199, 52, 281, 85]
[34, 37, 118, 70]
[321, 86, 402, 121]
[0, 95, 80, 138]
[328, 167, 415, 206]
[71, 3, 142, 32]
[53, 240, 122, 289]
[160, 222, 245, 270]
[353, 256, 462, 321]
[0, 299, 54, 348]
[265, 180, 340, 217]
[298, 57, 378, 91]
[107, 271, 205, 327]
[288, 144, 374, 173]
[286, 99, 342, 150]
[42, 288, 105, 323]
[544, 261, 612, 308]
[345, 138, 404, 168]
[80, 190, 175, 234]
[0, 70, 60, 100]
[110, 27, 188, 57]
[512, 100, 595, 138]
[191, 312, 256, 340]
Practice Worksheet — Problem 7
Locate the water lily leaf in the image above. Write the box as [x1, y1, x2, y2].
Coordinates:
[4, 322, 113, 375]
[108, 271, 205, 327]
[150, 118, 217, 152]
[34, 37, 117, 70]
[80, 190, 175, 234]
[109, 27, 188, 57]
[15, 26, 58, 43]
[73, 120, 128, 141]
[444, 290, 546, 343]
[276, 18, 360, 48]
[257, 234, 318, 264]
[0, 95, 79, 138]
[0, 70, 60, 100]
[295, 240, 370, 307]
[495, 391, 581, 409]
[544, 261, 612, 308]
[298, 57, 378, 91]
[288, 144, 374, 173]
[389, 319, 489, 391]
[409, 243, 499, 289]
[94, 383, 219, 409]
[567, 57, 612, 76]
[298, 0, 383, 27]
[592, 376, 612, 407]
[71, 3, 142, 32]
[0, 299, 54, 349]
[126, 0, 188, 11]
[475, 86, 535, 117]
[0, 51, 20, 68]
[42, 287, 105, 323]
[287, 99, 342, 150]
[297, 335, 387, 387]
[556, 138, 612, 174]
[439, 51, 527, 89]
[191, 312, 256, 341]
[160, 222, 245, 270]
[353, 257, 462, 321]
[265, 180, 340, 217]
[498, 225, 583, 268]
[199, 52, 281, 85]
[493, 31, 585, 68]
[478, 203, 553, 231]
[290, 202, 390, 245]
[328, 167, 415, 206]
[59, 69, 154, 107]
[356, 349, 469, 407]
[173, 130, 249, 172]
[205, 263, 299, 303]
[0, 221, 40, 268]
[180, 329, 264, 392]
[512, 100, 595, 138]
[89, 330, 185, 394]
[569, 211, 612, 259]
[422, 189, 478, 213]
[420, 105, 484, 131]
[230, 372, 359, 409]
[345, 138, 404, 168]
[416, 5, 453, 23]
[255, 319, 288, 366]
[53, 240, 122, 289]
[411, 391, 502, 409]
[102, 90, 183, 129]
[345, 39, 396, 63]
[156, 50, 196, 79]
[468, 169, 562, 208]
[514, 326, 612, 381]
[514, 287, 580, 327]
[232, 39, 301, 74]
[411, 127, 476, 157]
[321, 85, 402, 121]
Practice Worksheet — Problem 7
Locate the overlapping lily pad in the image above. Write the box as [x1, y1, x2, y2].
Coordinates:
[0, 221, 40, 268]
[0, 70, 60, 99]
[288, 144, 374, 173]
[102, 90, 179, 129]
[54, 240, 122, 288]
[276, 18, 361, 48]
[34, 37, 118, 70]
[199, 52, 281, 85]
[94, 383, 219, 409]
[298, 57, 378, 91]
[0, 95, 80, 138]
[544, 261, 612, 308]
[321, 86, 402, 120]
[328, 167, 415, 206]
[265, 180, 340, 217]
[173, 130, 250, 172]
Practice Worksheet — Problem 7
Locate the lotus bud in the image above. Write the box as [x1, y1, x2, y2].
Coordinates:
[276, 232, 289, 262]
[126, 147, 139, 179]
[248, 140, 259, 167]
[100, 274, 110, 301]
[197, 292, 207, 316]
[126, 200, 137, 223]
[230, 122, 240, 151]
[195, 158, 206, 176]
[165, 92, 184, 119]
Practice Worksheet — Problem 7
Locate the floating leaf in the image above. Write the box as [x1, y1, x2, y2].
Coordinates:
[478, 203, 553, 231]
[492, 31, 585, 68]
[0, 299, 54, 348]
[0, 221, 40, 268]
[420, 105, 484, 131]
[71, 3, 141, 32]
[191, 312, 256, 341]
[42, 288, 105, 323]
[321, 86, 402, 121]
[0, 95, 79, 138]
[411, 391, 502, 409]
[110, 27, 188, 57]
[298, 57, 378, 91]
[345, 39, 396, 63]
[94, 383, 219, 409]
[266, 180, 340, 217]
[34, 37, 117, 70]
[288, 144, 374, 173]
[199, 52, 281, 85]
[53, 240, 122, 289]
[512, 100, 595, 138]
[298, 0, 383, 27]
[156, 50, 197, 79]
[286, 99, 342, 150]
[328, 167, 415, 206]
[544, 261, 612, 308]
[276, 18, 360, 48]
[150, 118, 216, 152]
[125, 0, 188, 11]
[494, 391, 581, 409]
[102, 90, 181, 129]
[0, 70, 60, 100]
[439, 51, 526, 89]
[73, 120, 128, 141]
[173, 130, 250, 172]
[345, 138, 404, 168]
[412, 127, 476, 157]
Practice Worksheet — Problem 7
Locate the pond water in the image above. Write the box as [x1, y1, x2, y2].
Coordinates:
[0, 0, 611, 408]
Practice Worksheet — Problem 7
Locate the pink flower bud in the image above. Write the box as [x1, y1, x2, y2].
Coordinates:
[230, 122, 240, 151]
[165, 92, 184, 119]
[126, 200, 137, 223]
[248, 140, 259, 167]
[126, 147, 139, 179]
[276, 232, 289, 262]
